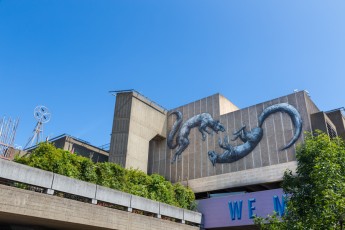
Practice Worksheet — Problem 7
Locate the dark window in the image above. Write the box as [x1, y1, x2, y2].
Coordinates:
[326, 122, 337, 138]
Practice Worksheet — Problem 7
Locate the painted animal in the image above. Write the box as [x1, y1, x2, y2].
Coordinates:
[168, 111, 225, 163]
[208, 103, 302, 166]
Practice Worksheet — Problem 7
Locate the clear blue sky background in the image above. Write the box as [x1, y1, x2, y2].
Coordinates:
[0, 0, 344, 148]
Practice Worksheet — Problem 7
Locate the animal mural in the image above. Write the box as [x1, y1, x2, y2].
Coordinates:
[167, 111, 226, 163]
[208, 103, 303, 166]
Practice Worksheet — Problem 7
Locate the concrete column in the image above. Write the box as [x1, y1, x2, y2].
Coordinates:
[109, 91, 167, 173]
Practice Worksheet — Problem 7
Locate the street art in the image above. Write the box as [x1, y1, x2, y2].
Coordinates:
[208, 103, 302, 165]
[167, 111, 225, 163]
[167, 103, 303, 165]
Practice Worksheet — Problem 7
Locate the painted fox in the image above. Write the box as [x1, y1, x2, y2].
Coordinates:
[167, 111, 225, 163]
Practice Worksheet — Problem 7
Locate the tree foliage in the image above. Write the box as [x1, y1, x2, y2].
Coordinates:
[254, 212, 285, 230]
[15, 143, 195, 210]
[255, 131, 345, 229]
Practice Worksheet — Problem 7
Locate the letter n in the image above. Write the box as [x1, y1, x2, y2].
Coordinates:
[228, 200, 243, 220]
[273, 195, 286, 216]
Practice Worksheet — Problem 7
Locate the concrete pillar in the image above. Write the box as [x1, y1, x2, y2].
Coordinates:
[109, 91, 167, 173]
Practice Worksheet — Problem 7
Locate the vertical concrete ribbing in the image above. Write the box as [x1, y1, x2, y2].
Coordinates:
[162, 135, 167, 178]
[274, 97, 287, 164]
[145, 92, 311, 184]
[264, 99, 278, 165]
[231, 111, 238, 172]
[243, 107, 254, 170]
[194, 100, 201, 179]
[206, 96, 215, 176]
[226, 113, 232, 173]
[109, 93, 132, 168]
[200, 98, 207, 178]
[236, 110, 245, 171]
[167, 113, 173, 181]
[287, 94, 298, 161]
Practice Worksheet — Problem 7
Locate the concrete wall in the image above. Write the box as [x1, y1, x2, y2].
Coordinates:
[326, 110, 345, 139]
[0, 159, 202, 228]
[148, 93, 240, 182]
[0, 185, 199, 230]
[304, 94, 320, 115]
[27, 135, 109, 163]
[219, 94, 239, 115]
[109, 92, 167, 173]
[62, 136, 109, 162]
[310, 112, 329, 134]
[149, 91, 314, 192]
[184, 161, 297, 193]
[109, 93, 132, 167]
[109, 91, 323, 192]
[310, 111, 338, 137]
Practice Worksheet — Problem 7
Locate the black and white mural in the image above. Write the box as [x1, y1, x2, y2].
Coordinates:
[167, 103, 302, 166]
[167, 111, 225, 163]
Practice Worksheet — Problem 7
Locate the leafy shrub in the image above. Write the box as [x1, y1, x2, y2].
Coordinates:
[14, 143, 195, 210]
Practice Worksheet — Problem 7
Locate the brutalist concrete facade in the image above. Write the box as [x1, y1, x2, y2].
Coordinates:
[149, 91, 317, 182]
[53, 134, 109, 162]
[24, 134, 109, 163]
[109, 90, 344, 193]
[109, 91, 167, 173]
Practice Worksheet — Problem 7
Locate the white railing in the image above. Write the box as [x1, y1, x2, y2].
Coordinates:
[0, 159, 201, 225]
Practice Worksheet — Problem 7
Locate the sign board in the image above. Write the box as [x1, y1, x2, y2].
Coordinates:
[197, 188, 285, 228]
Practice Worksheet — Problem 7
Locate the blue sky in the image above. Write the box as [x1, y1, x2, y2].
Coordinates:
[0, 0, 344, 148]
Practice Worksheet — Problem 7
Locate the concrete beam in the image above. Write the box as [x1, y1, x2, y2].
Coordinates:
[0, 159, 53, 188]
[183, 209, 202, 224]
[95, 185, 131, 207]
[131, 195, 159, 214]
[184, 161, 297, 193]
[52, 174, 97, 199]
[0, 185, 199, 230]
[159, 203, 183, 220]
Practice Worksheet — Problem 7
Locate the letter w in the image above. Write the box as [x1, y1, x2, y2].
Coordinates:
[228, 200, 243, 220]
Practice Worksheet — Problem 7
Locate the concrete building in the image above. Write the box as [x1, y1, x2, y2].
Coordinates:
[24, 134, 109, 163]
[2, 90, 342, 229]
[109, 90, 345, 229]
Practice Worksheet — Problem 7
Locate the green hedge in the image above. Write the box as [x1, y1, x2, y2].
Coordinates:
[15, 143, 196, 210]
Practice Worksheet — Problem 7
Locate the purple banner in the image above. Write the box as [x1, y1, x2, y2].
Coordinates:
[197, 188, 285, 228]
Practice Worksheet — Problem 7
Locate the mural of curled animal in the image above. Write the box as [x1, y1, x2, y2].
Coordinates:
[208, 103, 303, 166]
[167, 111, 225, 163]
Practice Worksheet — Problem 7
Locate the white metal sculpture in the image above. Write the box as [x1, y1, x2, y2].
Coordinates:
[24, 106, 51, 149]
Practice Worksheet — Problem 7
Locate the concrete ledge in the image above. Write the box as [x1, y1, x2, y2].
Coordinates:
[183, 209, 202, 224]
[52, 174, 96, 199]
[159, 203, 183, 220]
[0, 184, 199, 230]
[0, 159, 202, 225]
[184, 161, 297, 193]
[96, 185, 131, 207]
[132, 91, 167, 115]
[0, 159, 53, 188]
[131, 195, 159, 214]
